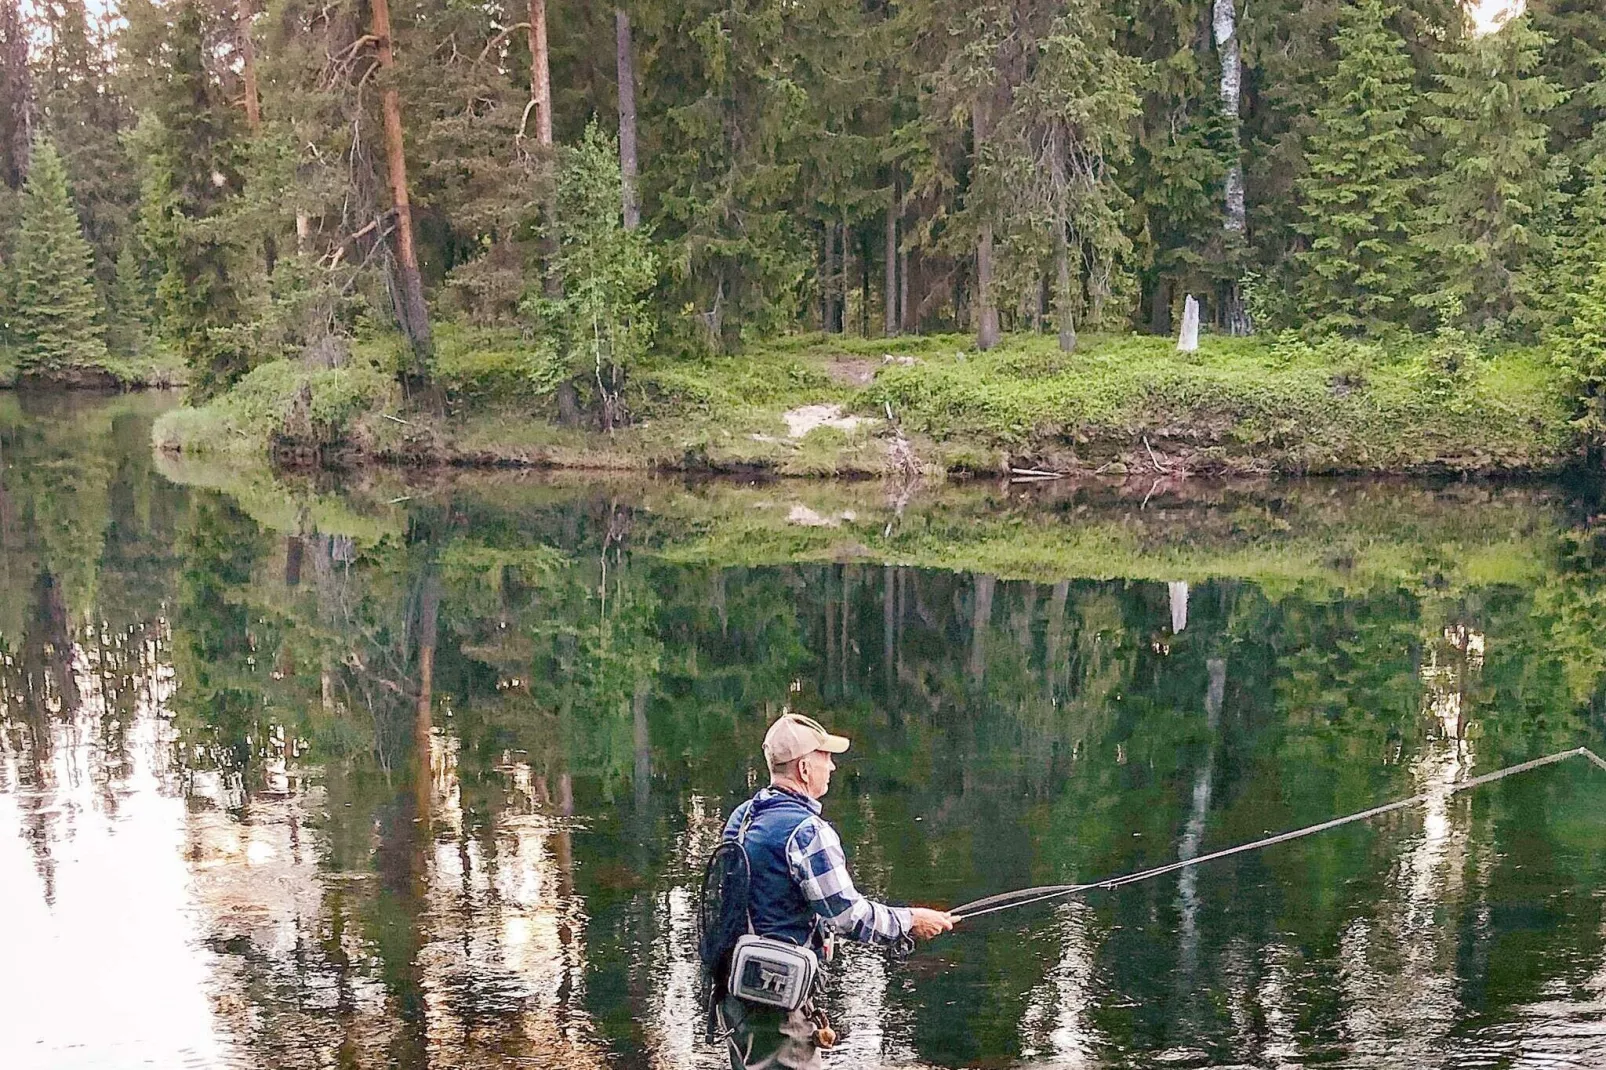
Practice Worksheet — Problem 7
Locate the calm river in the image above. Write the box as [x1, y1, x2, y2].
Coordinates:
[4, 392, 1606, 1069]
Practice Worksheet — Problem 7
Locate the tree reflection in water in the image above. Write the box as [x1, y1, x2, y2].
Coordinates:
[1, 395, 1606, 1068]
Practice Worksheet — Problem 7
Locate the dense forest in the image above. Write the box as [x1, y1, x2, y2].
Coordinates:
[0, 0, 1602, 408]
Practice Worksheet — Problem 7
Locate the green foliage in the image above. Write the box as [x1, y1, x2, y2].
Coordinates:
[1416, 15, 1565, 338]
[105, 238, 152, 358]
[133, 0, 250, 399]
[152, 356, 397, 457]
[523, 122, 657, 426]
[1293, 0, 1422, 333]
[1554, 259, 1606, 443]
[11, 138, 108, 377]
[866, 331, 1568, 471]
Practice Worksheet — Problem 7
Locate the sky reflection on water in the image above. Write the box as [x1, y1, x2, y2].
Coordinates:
[2, 394, 1606, 1069]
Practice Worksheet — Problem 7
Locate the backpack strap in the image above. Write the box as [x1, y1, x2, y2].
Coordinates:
[737, 803, 757, 935]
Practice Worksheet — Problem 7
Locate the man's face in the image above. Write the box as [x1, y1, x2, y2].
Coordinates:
[799, 749, 836, 799]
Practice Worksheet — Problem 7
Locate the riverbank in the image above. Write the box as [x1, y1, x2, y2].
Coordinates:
[151, 326, 1575, 477]
[0, 347, 188, 390]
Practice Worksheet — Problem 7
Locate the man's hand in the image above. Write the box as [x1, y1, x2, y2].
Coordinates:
[908, 907, 957, 940]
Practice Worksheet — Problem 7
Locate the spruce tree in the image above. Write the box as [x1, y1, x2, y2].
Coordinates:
[139, 0, 250, 398]
[1558, 258, 1606, 447]
[12, 138, 108, 378]
[1417, 15, 1563, 336]
[1293, 0, 1422, 333]
[106, 237, 151, 357]
[1528, 0, 1606, 165]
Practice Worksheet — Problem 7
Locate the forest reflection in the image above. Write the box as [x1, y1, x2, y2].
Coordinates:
[3, 395, 1606, 1069]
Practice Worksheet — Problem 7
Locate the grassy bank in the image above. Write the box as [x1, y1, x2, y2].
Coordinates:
[0, 346, 188, 390]
[151, 325, 1576, 477]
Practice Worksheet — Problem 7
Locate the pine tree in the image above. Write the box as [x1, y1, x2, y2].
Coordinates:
[12, 138, 108, 377]
[1293, 0, 1422, 332]
[1417, 15, 1564, 336]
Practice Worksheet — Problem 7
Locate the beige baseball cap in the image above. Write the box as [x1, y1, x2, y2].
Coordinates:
[763, 713, 851, 765]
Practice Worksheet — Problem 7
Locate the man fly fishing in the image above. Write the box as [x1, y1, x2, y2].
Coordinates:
[700, 712, 956, 1070]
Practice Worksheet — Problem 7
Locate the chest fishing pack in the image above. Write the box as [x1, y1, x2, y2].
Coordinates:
[697, 807, 821, 1032]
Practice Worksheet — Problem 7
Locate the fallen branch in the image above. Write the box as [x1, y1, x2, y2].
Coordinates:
[1143, 436, 1171, 473]
[381, 413, 411, 425]
[1010, 467, 1063, 479]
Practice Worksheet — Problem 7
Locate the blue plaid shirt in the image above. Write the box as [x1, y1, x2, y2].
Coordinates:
[724, 787, 911, 947]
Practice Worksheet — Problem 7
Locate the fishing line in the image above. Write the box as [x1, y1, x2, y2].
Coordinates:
[950, 746, 1606, 921]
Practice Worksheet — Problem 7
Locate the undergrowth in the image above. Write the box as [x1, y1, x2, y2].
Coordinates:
[154, 324, 1577, 475]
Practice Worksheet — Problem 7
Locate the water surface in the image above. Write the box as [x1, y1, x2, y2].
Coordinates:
[3, 392, 1606, 1069]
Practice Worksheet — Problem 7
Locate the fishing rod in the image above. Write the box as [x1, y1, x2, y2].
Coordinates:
[949, 745, 1606, 922]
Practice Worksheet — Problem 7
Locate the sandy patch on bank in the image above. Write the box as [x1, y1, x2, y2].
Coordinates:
[782, 403, 874, 439]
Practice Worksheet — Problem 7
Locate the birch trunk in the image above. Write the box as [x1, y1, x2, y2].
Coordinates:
[1055, 225, 1076, 352]
[370, 0, 433, 365]
[1213, 0, 1252, 336]
[616, 8, 639, 230]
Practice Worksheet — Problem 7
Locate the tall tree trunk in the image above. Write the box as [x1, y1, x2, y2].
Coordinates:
[1214, 0, 1251, 336]
[1055, 226, 1076, 352]
[885, 179, 898, 336]
[899, 243, 909, 333]
[238, 0, 276, 273]
[528, 0, 553, 146]
[1150, 276, 1172, 335]
[976, 220, 1000, 349]
[615, 8, 639, 230]
[529, 0, 560, 298]
[370, 0, 433, 367]
[0, 0, 31, 190]
[820, 223, 833, 330]
[836, 219, 848, 333]
[972, 105, 1000, 350]
[860, 228, 870, 336]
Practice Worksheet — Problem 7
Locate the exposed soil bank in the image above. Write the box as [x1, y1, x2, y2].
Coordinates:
[151, 328, 1577, 479]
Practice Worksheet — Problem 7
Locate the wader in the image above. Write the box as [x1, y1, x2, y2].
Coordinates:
[717, 993, 826, 1070]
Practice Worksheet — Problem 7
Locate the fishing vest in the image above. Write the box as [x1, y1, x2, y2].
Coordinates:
[728, 788, 819, 948]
